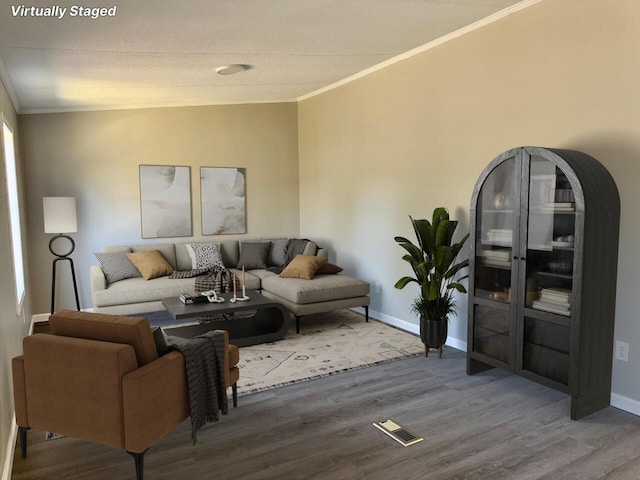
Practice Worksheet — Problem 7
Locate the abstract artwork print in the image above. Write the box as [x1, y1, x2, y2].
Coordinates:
[201, 167, 246, 235]
[139, 165, 192, 238]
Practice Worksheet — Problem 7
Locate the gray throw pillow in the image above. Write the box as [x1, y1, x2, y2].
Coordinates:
[268, 238, 289, 266]
[94, 249, 141, 284]
[237, 242, 271, 269]
[186, 242, 224, 269]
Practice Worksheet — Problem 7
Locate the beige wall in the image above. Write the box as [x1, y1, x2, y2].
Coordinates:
[0, 79, 30, 478]
[298, 0, 640, 407]
[19, 102, 300, 313]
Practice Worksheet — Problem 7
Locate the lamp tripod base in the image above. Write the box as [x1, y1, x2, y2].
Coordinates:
[49, 234, 80, 314]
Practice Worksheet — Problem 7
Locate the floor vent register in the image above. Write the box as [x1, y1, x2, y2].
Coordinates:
[373, 419, 423, 447]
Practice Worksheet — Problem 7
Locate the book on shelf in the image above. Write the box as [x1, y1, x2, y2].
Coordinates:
[179, 292, 210, 305]
[532, 287, 572, 316]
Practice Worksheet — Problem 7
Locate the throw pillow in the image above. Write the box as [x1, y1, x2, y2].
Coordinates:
[316, 262, 343, 275]
[267, 238, 289, 266]
[152, 327, 169, 357]
[94, 249, 141, 284]
[185, 242, 224, 269]
[279, 255, 328, 280]
[126, 250, 174, 280]
[237, 242, 271, 270]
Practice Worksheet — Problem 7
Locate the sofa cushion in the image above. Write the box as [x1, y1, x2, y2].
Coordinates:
[175, 241, 239, 270]
[130, 244, 177, 270]
[262, 274, 370, 305]
[95, 249, 141, 284]
[265, 238, 288, 266]
[93, 276, 196, 307]
[280, 255, 327, 280]
[302, 241, 318, 256]
[237, 242, 271, 270]
[185, 242, 225, 269]
[127, 250, 174, 280]
[49, 310, 158, 366]
[316, 262, 344, 275]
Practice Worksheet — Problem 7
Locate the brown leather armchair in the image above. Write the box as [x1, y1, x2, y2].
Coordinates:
[12, 310, 240, 480]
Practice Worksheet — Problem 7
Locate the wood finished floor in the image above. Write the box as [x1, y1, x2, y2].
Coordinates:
[12, 347, 640, 480]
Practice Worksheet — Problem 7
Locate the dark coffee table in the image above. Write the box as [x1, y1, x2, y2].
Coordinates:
[161, 292, 291, 347]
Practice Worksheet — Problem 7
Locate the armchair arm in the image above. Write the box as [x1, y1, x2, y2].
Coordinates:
[122, 351, 189, 453]
[22, 334, 138, 449]
[213, 330, 233, 387]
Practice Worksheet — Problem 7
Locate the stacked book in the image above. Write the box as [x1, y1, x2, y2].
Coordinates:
[532, 287, 571, 316]
[534, 202, 575, 213]
[485, 229, 513, 246]
[179, 292, 210, 305]
[480, 248, 512, 268]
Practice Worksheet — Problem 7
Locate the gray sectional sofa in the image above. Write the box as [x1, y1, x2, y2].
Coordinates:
[90, 239, 370, 332]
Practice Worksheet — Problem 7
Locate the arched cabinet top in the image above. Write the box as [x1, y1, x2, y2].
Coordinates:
[470, 146, 619, 216]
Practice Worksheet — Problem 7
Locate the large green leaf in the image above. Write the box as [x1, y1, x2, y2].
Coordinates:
[411, 217, 433, 256]
[448, 282, 468, 293]
[394, 276, 417, 289]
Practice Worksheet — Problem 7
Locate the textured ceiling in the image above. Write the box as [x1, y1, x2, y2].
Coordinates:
[0, 0, 530, 113]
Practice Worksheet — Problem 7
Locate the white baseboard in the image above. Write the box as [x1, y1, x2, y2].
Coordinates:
[611, 393, 640, 417]
[32, 313, 49, 323]
[357, 307, 468, 352]
[2, 418, 17, 480]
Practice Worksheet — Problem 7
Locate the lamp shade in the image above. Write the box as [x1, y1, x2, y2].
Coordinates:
[43, 197, 77, 233]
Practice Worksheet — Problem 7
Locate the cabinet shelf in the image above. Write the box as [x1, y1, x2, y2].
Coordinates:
[468, 146, 620, 420]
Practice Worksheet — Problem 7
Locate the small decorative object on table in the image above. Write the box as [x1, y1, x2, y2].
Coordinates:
[237, 265, 250, 301]
[201, 290, 225, 303]
[179, 292, 211, 305]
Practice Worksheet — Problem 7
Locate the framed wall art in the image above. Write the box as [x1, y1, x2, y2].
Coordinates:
[139, 165, 192, 238]
[200, 167, 246, 235]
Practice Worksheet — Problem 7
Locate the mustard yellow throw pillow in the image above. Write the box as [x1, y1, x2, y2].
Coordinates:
[280, 255, 327, 280]
[126, 250, 174, 280]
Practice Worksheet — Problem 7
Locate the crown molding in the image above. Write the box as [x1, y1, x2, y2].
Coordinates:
[298, 0, 543, 102]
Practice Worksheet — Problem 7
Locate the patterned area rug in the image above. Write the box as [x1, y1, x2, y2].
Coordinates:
[235, 310, 424, 396]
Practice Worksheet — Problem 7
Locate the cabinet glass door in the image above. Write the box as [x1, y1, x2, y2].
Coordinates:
[520, 155, 575, 386]
[525, 156, 575, 314]
[474, 158, 517, 302]
[472, 157, 518, 365]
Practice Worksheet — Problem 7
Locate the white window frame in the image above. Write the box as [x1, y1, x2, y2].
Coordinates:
[2, 116, 25, 313]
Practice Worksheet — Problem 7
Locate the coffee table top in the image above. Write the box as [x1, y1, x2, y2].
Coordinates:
[162, 291, 283, 320]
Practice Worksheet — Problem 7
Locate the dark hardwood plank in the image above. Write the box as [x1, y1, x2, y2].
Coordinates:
[12, 349, 640, 480]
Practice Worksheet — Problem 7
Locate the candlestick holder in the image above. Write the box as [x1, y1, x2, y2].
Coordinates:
[236, 285, 249, 301]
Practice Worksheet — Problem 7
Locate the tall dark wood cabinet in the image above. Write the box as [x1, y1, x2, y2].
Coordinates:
[467, 146, 620, 420]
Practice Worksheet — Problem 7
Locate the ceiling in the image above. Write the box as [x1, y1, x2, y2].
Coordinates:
[0, 0, 531, 114]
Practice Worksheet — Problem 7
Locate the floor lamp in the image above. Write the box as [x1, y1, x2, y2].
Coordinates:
[44, 197, 80, 314]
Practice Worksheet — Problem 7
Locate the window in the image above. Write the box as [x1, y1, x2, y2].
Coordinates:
[2, 118, 25, 311]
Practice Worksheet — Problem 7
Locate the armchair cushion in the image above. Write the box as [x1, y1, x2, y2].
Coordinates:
[50, 310, 158, 366]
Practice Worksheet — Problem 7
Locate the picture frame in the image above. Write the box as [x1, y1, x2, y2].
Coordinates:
[139, 165, 192, 238]
[200, 167, 246, 235]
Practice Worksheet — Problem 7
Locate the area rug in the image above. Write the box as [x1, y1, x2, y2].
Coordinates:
[139, 308, 423, 396]
[234, 310, 424, 396]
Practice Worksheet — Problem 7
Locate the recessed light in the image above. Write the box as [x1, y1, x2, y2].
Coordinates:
[216, 64, 250, 75]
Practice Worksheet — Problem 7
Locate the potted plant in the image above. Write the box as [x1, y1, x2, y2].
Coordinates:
[394, 207, 469, 358]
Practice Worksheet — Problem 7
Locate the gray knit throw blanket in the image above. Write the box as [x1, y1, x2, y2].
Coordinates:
[169, 330, 229, 444]
[194, 265, 235, 294]
[267, 238, 309, 274]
